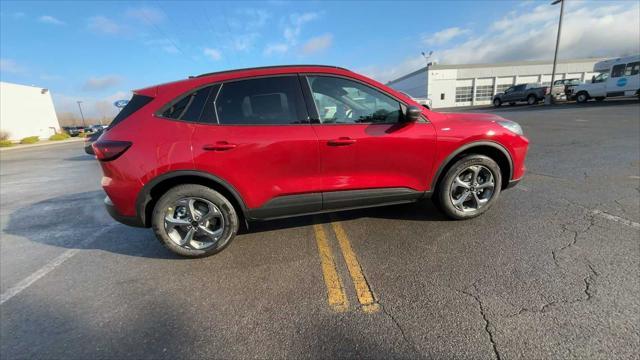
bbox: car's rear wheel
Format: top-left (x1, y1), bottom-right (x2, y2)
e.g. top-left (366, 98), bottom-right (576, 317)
top-left (152, 184), bottom-right (239, 257)
top-left (436, 155), bottom-right (502, 220)
top-left (527, 95), bottom-right (537, 105)
top-left (493, 98), bottom-right (501, 107)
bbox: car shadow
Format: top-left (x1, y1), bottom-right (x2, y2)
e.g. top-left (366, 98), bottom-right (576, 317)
top-left (65, 154), bottom-right (95, 161)
top-left (5, 190), bottom-right (447, 259)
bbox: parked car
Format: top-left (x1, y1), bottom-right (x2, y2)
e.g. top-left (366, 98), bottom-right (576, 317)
top-left (84, 125), bottom-right (104, 134)
top-left (398, 91), bottom-right (432, 109)
top-left (62, 126), bottom-right (81, 137)
top-left (492, 83), bottom-right (549, 107)
top-left (569, 55), bottom-right (640, 103)
top-left (550, 78), bottom-right (581, 101)
top-left (93, 65), bottom-right (529, 257)
top-left (84, 128), bottom-right (103, 155)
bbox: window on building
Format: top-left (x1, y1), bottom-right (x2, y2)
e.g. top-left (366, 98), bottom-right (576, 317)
top-left (625, 62), bottom-right (640, 76)
top-left (455, 86), bottom-right (473, 103)
top-left (496, 84), bottom-right (512, 94)
top-left (474, 85), bottom-right (494, 101)
top-left (307, 76), bottom-right (402, 124)
top-left (215, 76), bottom-right (308, 125)
top-left (611, 64), bottom-right (626, 78)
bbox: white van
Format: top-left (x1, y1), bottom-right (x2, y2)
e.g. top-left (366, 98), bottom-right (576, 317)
top-left (570, 55), bottom-right (640, 103)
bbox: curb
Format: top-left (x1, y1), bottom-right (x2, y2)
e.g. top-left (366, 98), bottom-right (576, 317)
top-left (0, 138), bottom-right (85, 152)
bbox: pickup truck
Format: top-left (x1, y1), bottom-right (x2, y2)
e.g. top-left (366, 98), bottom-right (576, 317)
top-left (550, 78), bottom-right (581, 101)
top-left (493, 83), bottom-right (549, 107)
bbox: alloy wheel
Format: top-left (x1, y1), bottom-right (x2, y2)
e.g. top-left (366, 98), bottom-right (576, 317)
top-left (449, 165), bottom-right (496, 212)
top-left (164, 197), bottom-right (225, 250)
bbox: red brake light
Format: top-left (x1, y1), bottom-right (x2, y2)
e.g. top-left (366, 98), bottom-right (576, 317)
top-left (92, 140), bottom-right (132, 161)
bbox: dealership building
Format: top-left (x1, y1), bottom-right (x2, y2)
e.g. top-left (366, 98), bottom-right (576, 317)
top-left (386, 58), bottom-right (606, 109)
top-left (0, 81), bottom-right (60, 141)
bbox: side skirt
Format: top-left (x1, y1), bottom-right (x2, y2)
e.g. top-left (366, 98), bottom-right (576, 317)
top-left (246, 188), bottom-right (430, 221)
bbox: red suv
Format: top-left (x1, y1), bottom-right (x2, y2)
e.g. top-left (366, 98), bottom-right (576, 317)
top-left (94, 65), bottom-right (528, 257)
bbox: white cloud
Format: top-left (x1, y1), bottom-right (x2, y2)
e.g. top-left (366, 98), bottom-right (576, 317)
top-left (302, 34), bottom-right (333, 54)
top-left (264, 11), bottom-right (321, 55)
top-left (125, 7), bottom-right (165, 24)
top-left (424, 27), bottom-right (468, 45)
top-left (82, 75), bottom-right (123, 91)
top-left (364, 1), bottom-right (640, 83)
top-left (38, 15), bottom-right (65, 25)
top-left (203, 48), bottom-right (222, 61)
top-left (0, 58), bottom-right (27, 74)
top-left (87, 16), bottom-right (124, 34)
top-left (263, 43), bottom-right (289, 55)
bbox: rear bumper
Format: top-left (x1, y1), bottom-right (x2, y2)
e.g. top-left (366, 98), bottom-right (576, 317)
top-left (105, 196), bottom-right (145, 227)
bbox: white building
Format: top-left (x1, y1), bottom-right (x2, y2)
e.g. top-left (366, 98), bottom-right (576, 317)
top-left (0, 81), bottom-right (60, 141)
top-left (387, 58), bottom-right (606, 109)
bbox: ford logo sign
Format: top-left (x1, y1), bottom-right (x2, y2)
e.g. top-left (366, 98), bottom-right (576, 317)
top-left (114, 99), bottom-right (129, 108)
top-left (617, 78), bottom-right (627, 87)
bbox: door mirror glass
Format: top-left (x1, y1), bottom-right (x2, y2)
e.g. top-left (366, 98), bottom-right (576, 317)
top-left (404, 106), bottom-right (421, 122)
top-left (591, 75), bottom-right (596, 83)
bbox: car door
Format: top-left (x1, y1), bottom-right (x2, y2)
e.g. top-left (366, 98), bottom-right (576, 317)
top-left (302, 75), bottom-right (437, 210)
top-left (189, 75), bottom-right (322, 217)
top-left (607, 63), bottom-right (628, 96)
top-left (624, 61), bottom-right (640, 94)
top-left (508, 84), bottom-right (525, 101)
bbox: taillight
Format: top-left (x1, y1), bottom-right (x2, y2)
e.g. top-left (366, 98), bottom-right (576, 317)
top-left (92, 140), bottom-right (132, 161)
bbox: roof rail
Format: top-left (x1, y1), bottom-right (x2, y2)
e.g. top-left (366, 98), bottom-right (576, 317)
top-left (192, 65), bottom-right (350, 78)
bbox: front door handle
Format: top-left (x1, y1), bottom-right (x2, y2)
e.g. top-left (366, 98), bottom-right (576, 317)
top-left (327, 137), bottom-right (357, 146)
top-left (203, 141), bottom-right (237, 151)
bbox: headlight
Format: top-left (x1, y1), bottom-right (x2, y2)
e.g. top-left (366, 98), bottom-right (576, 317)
top-left (498, 120), bottom-right (523, 135)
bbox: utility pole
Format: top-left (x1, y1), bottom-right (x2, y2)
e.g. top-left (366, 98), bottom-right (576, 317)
top-left (77, 101), bottom-right (86, 127)
top-left (546, 0), bottom-right (565, 105)
top-left (421, 50), bottom-right (433, 99)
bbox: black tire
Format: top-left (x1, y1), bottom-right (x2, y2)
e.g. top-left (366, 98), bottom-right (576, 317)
top-left (576, 92), bottom-right (589, 103)
top-left (493, 98), bottom-right (502, 107)
top-left (152, 184), bottom-right (239, 257)
top-left (435, 154), bottom-right (502, 220)
top-left (595, 97), bottom-right (605, 102)
top-left (509, 102), bottom-right (516, 106)
top-left (527, 95), bottom-right (537, 105)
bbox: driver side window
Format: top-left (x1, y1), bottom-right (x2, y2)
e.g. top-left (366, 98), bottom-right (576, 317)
top-left (307, 76), bottom-right (402, 124)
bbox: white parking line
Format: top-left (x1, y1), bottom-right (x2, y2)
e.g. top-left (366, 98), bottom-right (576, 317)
top-left (0, 224), bottom-right (116, 305)
top-left (592, 210), bottom-right (640, 229)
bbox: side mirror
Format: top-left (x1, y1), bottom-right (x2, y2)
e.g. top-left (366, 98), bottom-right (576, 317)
top-left (591, 75), bottom-right (596, 83)
top-left (404, 106), bottom-right (422, 122)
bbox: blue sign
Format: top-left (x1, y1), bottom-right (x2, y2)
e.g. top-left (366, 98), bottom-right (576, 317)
top-left (114, 99), bottom-right (129, 108)
top-left (617, 78), bottom-right (627, 87)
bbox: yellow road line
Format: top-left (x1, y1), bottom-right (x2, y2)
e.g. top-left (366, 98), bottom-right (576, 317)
top-left (331, 221), bottom-right (380, 313)
top-left (313, 224), bottom-right (349, 312)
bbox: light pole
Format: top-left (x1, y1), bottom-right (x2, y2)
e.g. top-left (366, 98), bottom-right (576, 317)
top-left (545, 0), bottom-right (565, 105)
top-left (421, 51), bottom-right (433, 99)
top-left (77, 101), bottom-right (86, 127)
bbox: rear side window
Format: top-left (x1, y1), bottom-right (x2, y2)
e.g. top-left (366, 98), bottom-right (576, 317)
top-left (625, 62), bottom-right (640, 76)
top-left (611, 64), bottom-right (626, 78)
top-left (214, 76), bottom-right (308, 125)
top-left (109, 94), bottom-right (153, 129)
top-left (161, 85), bottom-right (218, 122)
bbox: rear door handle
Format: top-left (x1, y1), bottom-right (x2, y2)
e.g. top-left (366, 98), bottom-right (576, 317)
top-left (203, 142), bottom-right (237, 151)
top-left (327, 137), bottom-right (357, 146)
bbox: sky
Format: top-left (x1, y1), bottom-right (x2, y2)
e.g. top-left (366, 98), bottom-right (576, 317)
top-left (1, 0), bottom-right (639, 119)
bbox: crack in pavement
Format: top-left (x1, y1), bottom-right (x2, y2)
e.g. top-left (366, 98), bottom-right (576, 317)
top-left (378, 302), bottom-right (420, 357)
top-left (459, 283), bottom-right (502, 360)
top-left (551, 211), bottom-right (597, 268)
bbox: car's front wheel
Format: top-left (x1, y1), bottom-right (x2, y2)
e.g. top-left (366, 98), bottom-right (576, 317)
top-left (576, 92), bottom-right (589, 103)
top-left (436, 155), bottom-right (502, 220)
top-left (493, 98), bottom-right (502, 107)
top-left (152, 184), bottom-right (239, 257)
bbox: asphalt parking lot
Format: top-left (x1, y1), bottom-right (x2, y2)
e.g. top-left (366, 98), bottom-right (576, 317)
top-left (1, 100), bottom-right (639, 359)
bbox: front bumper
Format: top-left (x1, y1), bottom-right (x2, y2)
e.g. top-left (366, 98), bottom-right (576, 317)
top-left (105, 196), bottom-right (145, 227)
